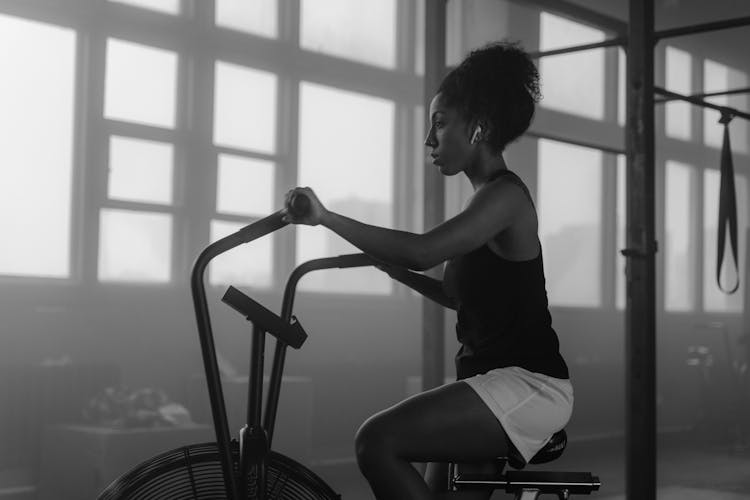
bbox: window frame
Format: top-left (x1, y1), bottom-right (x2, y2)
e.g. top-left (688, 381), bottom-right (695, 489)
top-left (0, 0), bottom-right (423, 294)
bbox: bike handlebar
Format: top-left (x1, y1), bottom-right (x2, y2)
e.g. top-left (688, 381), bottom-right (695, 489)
top-left (287, 191), bottom-right (311, 218)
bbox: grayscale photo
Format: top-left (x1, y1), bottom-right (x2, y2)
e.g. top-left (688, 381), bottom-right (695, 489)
top-left (0, 1), bottom-right (749, 499)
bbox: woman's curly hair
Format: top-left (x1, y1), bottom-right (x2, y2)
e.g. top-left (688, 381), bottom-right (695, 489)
top-left (437, 40), bottom-right (541, 153)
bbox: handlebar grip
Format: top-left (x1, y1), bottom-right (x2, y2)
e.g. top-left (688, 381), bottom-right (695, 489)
top-left (288, 192), bottom-right (311, 218)
top-left (335, 253), bottom-right (376, 268)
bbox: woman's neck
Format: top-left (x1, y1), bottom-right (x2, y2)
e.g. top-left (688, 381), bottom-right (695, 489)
top-left (467, 153), bottom-right (508, 191)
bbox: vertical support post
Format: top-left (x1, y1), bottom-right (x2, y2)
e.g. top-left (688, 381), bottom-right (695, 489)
top-left (422, 0), bottom-right (447, 390)
top-left (625, 1), bottom-right (657, 499)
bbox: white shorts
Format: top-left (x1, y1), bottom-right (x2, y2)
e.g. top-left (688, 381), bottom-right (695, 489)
top-left (462, 366), bottom-right (574, 463)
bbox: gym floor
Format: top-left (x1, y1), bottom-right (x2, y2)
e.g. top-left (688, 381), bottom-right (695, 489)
top-left (308, 432), bottom-right (750, 499)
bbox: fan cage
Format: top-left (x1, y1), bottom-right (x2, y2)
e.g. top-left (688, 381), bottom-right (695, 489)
top-left (97, 441), bottom-right (341, 499)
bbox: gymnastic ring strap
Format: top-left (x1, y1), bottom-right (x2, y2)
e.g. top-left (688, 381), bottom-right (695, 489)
top-left (716, 115), bottom-right (740, 294)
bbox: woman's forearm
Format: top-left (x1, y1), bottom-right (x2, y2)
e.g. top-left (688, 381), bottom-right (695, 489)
top-left (389, 269), bottom-right (457, 310)
top-left (321, 211), bottom-right (425, 270)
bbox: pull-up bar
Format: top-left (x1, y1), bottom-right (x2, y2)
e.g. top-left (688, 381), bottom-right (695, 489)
top-left (529, 37), bottom-right (625, 59)
top-left (654, 87), bottom-right (750, 122)
top-left (655, 86), bottom-right (750, 104)
top-left (655, 15), bottom-right (750, 41)
top-left (529, 15), bottom-right (750, 60)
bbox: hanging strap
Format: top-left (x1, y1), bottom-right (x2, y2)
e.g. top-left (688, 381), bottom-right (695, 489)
top-left (716, 112), bottom-right (740, 294)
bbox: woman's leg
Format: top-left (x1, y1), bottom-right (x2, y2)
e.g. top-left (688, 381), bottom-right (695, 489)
top-left (355, 381), bottom-right (508, 500)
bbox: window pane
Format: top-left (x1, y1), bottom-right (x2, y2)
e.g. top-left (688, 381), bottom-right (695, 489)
top-left (665, 46), bottom-right (692, 140)
top-left (537, 139), bottom-right (602, 306)
top-left (98, 209), bottom-right (172, 282)
top-left (214, 62), bottom-right (277, 153)
top-left (107, 0), bottom-right (180, 14)
top-left (104, 39), bottom-right (177, 128)
top-left (539, 12), bottom-right (605, 120)
top-left (414, 0), bottom-right (425, 74)
top-left (215, 0), bottom-right (277, 38)
top-left (209, 220), bottom-right (272, 287)
top-left (217, 154), bottom-right (274, 216)
top-left (616, 155), bottom-right (626, 309)
top-left (703, 170), bottom-right (748, 312)
top-left (300, 0), bottom-right (396, 69)
top-left (664, 161), bottom-right (695, 311)
top-left (0, 15), bottom-right (75, 278)
top-left (108, 136), bottom-right (173, 204)
top-left (617, 48), bottom-right (626, 126)
top-left (297, 82), bottom-right (393, 294)
top-left (444, 0), bottom-right (511, 67)
top-left (703, 59), bottom-right (749, 153)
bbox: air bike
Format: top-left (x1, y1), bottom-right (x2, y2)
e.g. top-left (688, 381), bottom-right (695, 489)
top-left (97, 195), bottom-right (601, 499)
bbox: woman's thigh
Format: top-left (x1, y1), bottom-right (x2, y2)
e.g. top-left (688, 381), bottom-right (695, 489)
top-left (360, 381), bottom-right (509, 463)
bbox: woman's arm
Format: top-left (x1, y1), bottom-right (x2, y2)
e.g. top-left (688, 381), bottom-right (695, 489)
top-left (322, 211), bottom-right (424, 270)
top-left (378, 264), bottom-right (457, 311)
top-left (283, 188), bottom-right (426, 270)
top-left (283, 181), bottom-right (527, 271)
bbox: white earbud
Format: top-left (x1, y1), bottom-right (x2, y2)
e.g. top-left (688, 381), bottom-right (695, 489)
top-left (470, 125), bottom-right (483, 144)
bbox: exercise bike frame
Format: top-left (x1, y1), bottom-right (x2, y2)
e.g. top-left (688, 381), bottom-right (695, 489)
top-left (191, 205), bottom-right (376, 499)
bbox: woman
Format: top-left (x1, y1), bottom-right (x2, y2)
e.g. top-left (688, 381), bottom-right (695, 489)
top-left (282, 41), bottom-right (572, 500)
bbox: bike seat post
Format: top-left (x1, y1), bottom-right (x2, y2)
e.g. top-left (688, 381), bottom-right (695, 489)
top-left (239, 322), bottom-right (269, 498)
top-left (247, 322), bottom-right (266, 430)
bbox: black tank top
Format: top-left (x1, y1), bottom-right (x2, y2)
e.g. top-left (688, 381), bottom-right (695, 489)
top-left (443, 170), bottom-right (569, 380)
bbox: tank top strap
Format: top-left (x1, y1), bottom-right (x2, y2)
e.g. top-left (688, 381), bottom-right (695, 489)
top-left (488, 169), bottom-right (536, 209)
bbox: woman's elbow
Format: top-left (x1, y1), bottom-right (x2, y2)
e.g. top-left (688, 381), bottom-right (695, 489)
top-left (410, 249), bottom-right (442, 272)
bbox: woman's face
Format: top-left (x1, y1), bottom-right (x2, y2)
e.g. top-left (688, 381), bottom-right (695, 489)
top-left (424, 92), bottom-right (476, 176)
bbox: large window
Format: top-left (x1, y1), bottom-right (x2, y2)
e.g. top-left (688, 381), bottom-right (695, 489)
top-left (11, 1), bottom-right (748, 315)
top-left (538, 12), bottom-right (606, 120)
top-left (0, 1), bottom-right (415, 291)
top-left (0, 14), bottom-right (76, 278)
top-left (296, 83), bottom-right (395, 294)
top-left (300, 0), bottom-right (397, 68)
top-left (537, 139), bottom-right (603, 307)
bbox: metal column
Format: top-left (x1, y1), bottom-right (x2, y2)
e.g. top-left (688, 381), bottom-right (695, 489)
top-left (625, 1), bottom-right (656, 499)
top-left (422, 0), bottom-right (447, 391)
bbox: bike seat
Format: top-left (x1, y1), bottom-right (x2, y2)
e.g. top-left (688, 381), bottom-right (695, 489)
top-left (504, 429), bottom-right (567, 470)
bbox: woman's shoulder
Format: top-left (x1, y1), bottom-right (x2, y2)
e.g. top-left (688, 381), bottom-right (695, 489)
top-left (488, 170), bottom-right (535, 208)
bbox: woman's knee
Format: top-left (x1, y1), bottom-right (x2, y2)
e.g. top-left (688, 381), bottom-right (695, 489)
top-left (355, 413), bottom-right (397, 470)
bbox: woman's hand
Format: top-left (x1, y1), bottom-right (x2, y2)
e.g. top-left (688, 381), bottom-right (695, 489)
top-left (282, 187), bottom-right (328, 226)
